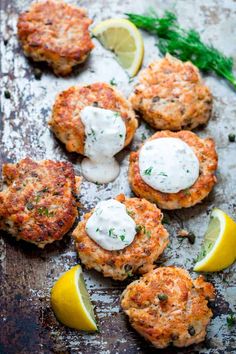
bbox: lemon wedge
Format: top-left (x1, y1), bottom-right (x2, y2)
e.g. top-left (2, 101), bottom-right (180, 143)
top-left (92, 18), bottom-right (144, 77)
top-left (194, 208), bottom-right (236, 272)
top-left (51, 265), bottom-right (97, 331)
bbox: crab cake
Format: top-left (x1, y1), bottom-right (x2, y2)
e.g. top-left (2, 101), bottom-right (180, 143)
top-left (17, 0), bottom-right (94, 75)
top-left (130, 54), bottom-right (212, 131)
top-left (0, 158), bottom-right (79, 248)
top-left (49, 82), bottom-right (138, 154)
top-left (129, 130), bottom-right (218, 210)
top-left (72, 194), bottom-right (169, 281)
top-left (121, 267), bottom-right (215, 349)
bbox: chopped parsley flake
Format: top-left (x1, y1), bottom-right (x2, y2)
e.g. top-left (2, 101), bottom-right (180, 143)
top-left (144, 167), bottom-right (153, 176)
top-left (136, 224), bottom-right (151, 238)
top-left (110, 78), bottom-right (117, 86)
top-left (127, 209), bottom-right (135, 217)
top-left (37, 207), bottom-right (54, 217)
top-left (158, 172), bottom-right (168, 177)
top-left (120, 235), bottom-right (126, 241)
top-left (88, 129), bottom-right (96, 141)
top-left (227, 313), bottom-right (235, 328)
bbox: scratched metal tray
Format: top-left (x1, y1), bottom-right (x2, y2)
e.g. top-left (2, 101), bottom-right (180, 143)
top-left (0, 0), bottom-right (236, 353)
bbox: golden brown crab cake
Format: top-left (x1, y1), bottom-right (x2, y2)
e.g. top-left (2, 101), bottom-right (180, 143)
top-left (0, 158), bottom-right (79, 248)
top-left (72, 194), bottom-right (169, 281)
top-left (130, 54), bottom-right (212, 131)
top-left (17, 0), bottom-right (94, 75)
top-left (121, 267), bottom-right (215, 349)
top-left (129, 130), bottom-right (218, 210)
top-left (49, 82), bottom-right (138, 154)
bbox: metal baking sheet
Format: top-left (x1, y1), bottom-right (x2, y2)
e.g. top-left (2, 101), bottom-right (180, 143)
top-left (0, 0), bottom-right (236, 353)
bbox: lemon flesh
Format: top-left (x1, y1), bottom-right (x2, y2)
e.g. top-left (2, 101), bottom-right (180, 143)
top-left (51, 265), bottom-right (97, 331)
top-left (194, 208), bottom-right (236, 272)
top-left (92, 19), bottom-right (144, 76)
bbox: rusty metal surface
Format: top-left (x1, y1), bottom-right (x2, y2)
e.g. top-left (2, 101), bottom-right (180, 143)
top-left (0, 0), bottom-right (236, 353)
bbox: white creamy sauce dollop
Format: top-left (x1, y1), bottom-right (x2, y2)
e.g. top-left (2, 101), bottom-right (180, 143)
top-left (139, 137), bottom-right (199, 193)
top-left (85, 199), bottom-right (136, 251)
top-left (80, 106), bottom-right (126, 183)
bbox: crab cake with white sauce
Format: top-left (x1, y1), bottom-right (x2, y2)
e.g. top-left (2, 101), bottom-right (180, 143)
top-left (0, 158), bottom-right (79, 248)
top-left (49, 82), bottom-right (138, 154)
top-left (121, 267), bottom-right (215, 349)
top-left (17, 0), bottom-right (94, 75)
top-left (49, 82), bottom-right (138, 183)
top-left (72, 194), bottom-right (169, 281)
top-left (129, 130), bottom-right (218, 210)
top-left (130, 54), bottom-right (212, 130)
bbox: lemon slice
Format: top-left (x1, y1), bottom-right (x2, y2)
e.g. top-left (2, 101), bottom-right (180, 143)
top-left (51, 265), bottom-right (97, 331)
top-left (194, 208), bottom-right (236, 272)
top-left (92, 18), bottom-right (144, 77)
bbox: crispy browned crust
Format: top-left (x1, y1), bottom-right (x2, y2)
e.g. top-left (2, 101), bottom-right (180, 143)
top-left (0, 158), bottom-right (78, 247)
top-left (129, 130), bottom-right (218, 209)
top-left (72, 194), bottom-right (169, 280)
top-left (130, 54), bottom-right (213, 131)
top-left (17, 0), bottom-right (94, 75)
top-left (121, 267), bottom-right (215, 348)
top-left (49, 83), bottom-right (138, 154)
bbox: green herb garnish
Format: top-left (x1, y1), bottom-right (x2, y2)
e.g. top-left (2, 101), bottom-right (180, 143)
top-left (37, 207), bottom-right (54, 217)
top-left (158, 293), bottom-right (168, 301)
top-left (126, 10), bottom-right (236, 90)
top-left (158, 172), bottom-right (167, 177)
top-left (144, 167), bottom-right (153, 175)
top-left (226, 313), bottom-right (235, 328)
top-left (110, 78), bottom-right (117, 86)
top-left (120, 235), bottom-right (126, 241)
top-left (127, 209), bottom-right (135, 217)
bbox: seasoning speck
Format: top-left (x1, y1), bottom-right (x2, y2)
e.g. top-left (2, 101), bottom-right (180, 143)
top-left (34, 68), bottom-right (42, 80)
top-left (4, 90), bottom-right (11, 99)
top-left (188, 325), bottom-right (196, 336)
top-left (228, 133), bottom-right (235, 142)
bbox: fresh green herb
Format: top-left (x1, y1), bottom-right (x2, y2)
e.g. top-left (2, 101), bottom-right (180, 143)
top-left (37, 207), bottom-right (54, 217)
top-left (226, 313), bottom-right (235, 328)
top-left (228, 133), bottom-right (235, 142)
top-left (34, 68), bottom-right (42, 80)
top-left (4, 90), bottom-right (11, 99)
top-left (119, 134), bottom-right (123, 138)
top-left (158, 172), bottom-right (168, 177)
top-left (135, 225), bottom-right (142, 233)
top-left (141, 133), bottom-right (147, 141)
top-left (183, 188), bottom-right (191, 196)
top-left (88, 129), bottom-right (96, 140)
top-left (96, 228), bottom-right (100, 232)
top-left (144, 167), bottom-right (153, 175)
top-left (126, 11), bottom-right (236, 90)
top-left (35, 195), bottom-right (41, 203)
top-left (110, 78), bottom-right (117, 86)
top-left (127, 209), bottom-right (135, 217)
top-left (114, 112), bottom-right (120, 118)
top-left (135, 224), bottom-right (151, 238)
top-left (120, 235), bottom-right (126, 241)
top-left (158, 293), bottom-right (168, 301)
top-left (108, 228), bottom-right (116, 237)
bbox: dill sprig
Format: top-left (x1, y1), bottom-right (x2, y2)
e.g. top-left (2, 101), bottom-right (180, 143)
top-left (126, 11), bottom-right (236, 89)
